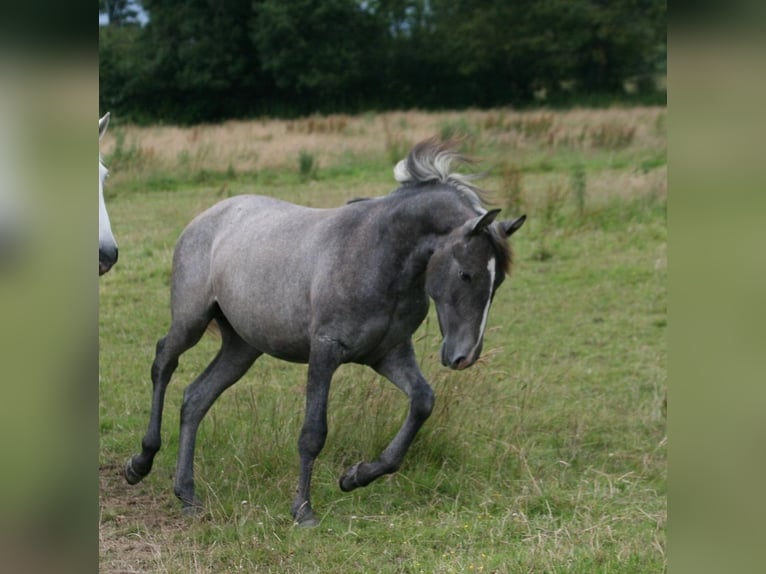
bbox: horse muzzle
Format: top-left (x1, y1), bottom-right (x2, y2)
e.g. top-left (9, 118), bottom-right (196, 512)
top-left (440, 339), bottom-right (481, 371)
top-left (99, 245), bottom-right (118, 276)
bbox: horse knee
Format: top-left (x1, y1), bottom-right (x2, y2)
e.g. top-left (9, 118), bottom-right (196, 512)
top-left (412, 385), bottom-right (435, 421)
top-left (155, 336), bottom-right (166, 356)
top-left (180, 386), bottom-right (205, 423)
top-left (298, 425), bottom-right (327, 459)
top-left (151, 340), bottom-right (179, 384)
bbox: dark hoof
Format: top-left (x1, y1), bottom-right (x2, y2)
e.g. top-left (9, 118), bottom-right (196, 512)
top-left (182, 502), bottom-right (204, 517)
top-left (124, 458), bottom-right (146, 485)
top-left (339, 462), bottom-right (362, 492)
top-left (291, 501), bottom-right (319, 527)
top-left (295, 513), bottom-right (319, 528)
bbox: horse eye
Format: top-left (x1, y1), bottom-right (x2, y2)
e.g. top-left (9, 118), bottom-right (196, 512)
top-left (458, 270), bottom-right (472, 283)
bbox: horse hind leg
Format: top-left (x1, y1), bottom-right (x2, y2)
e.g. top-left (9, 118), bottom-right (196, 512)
top-left (124, 311), bottom-right (213, 486)
top-left (173, 317), bottom-right (262, 513)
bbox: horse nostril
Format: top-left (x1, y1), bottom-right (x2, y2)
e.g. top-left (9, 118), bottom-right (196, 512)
top-left (100, 245), bottom-right (118, 264)
top-left (450, 356), bottom-right (466, 370)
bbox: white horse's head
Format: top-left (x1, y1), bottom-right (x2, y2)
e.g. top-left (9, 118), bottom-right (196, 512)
top-left (99, 112), bottom-right (118, 275)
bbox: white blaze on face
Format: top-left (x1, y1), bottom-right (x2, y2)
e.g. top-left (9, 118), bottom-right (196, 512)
top-left (468, 256), bottom-right (495, 360)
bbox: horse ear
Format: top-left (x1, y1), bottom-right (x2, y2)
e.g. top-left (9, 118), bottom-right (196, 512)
top-left (467, 209), bottom-right (501, 236)
top-left (99, 112), bottom-right (110, 140)
top-left (501, 214), bottom-right (526, 237)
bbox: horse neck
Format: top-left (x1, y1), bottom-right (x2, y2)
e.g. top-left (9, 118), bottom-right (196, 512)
top-left (376, 188), bottom-right (475, 282)
top-left (384, 186), bottom-right (475, 237)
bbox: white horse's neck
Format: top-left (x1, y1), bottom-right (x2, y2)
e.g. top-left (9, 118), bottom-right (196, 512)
top-left (99, 161), bottom-right (116, 247)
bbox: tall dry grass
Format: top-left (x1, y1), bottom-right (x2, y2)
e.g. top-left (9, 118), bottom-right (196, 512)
top-left (101, 107), bottom-right (666, 178)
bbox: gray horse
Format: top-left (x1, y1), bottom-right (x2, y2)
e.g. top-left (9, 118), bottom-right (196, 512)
top-left (125, 139), bottom-right (526, 526)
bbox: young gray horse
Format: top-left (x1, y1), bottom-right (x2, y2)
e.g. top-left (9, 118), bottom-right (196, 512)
top-left (125, 139), bottom-right (525, 526)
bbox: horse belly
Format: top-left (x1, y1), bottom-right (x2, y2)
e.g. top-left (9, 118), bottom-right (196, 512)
top-left (213, 263), bottom-right (314, 363)
top-left (225, 302), bottom-right (313, 363)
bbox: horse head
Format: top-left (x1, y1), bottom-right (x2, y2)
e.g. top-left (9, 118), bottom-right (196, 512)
top-left (426, 209), bottom-right (525, 370)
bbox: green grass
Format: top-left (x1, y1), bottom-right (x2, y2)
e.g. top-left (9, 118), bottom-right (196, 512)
top-left (99, 109), bottom-right (666, 572)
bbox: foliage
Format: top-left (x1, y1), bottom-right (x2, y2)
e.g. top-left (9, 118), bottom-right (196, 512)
top-left (99, 0), bottom-right (666, 123)
top-left (298, 149), bottom-right (318, 180)
top-left (570, 162), bottom-right (587, 216)
top-left (129, 0), bottom-right (272, 122)
top-left (99, 0), bottom-right (141, 26)
top-left (252, 0), bottom-right (385, 113)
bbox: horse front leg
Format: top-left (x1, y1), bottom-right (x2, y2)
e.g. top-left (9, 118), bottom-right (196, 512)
top-left (291, 344), bottom-right (342, 527)
top-left (339, 340), bottom-right (434, 492)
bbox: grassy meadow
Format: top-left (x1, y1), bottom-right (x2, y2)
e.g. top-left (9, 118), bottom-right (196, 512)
top-left (99, 107), bottom-right (666, 572)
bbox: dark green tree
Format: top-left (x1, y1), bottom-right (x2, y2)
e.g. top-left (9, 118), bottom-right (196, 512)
top-left (99, 1), bottom-right (147, 117)
top-left (99, 0), bottom-right (141, 26)
top-left (99, 22), bottom-right (147, 117)
top-left (572, 0), bottom-right (666, 94)
top-left (99, 0), bottom-right (665, 122)
top-left (133, 0), bottom-right (270, 122)
top-left (251, 0), bottom-right (386, 113)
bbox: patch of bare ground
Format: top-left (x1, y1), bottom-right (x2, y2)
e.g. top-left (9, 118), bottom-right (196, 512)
top-left (99, 462), bottom-right (188, 573)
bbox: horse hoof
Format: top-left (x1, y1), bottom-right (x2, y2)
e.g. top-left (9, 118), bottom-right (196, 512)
top-left (294, 512), bottom-right (319, 528)
top-left (291, 500), bottom-right (319, 527)
top-left (124, 458), bottom-right (145, 485)
top-left (339, 462), bottom-right (362, 492)
top-left (295, 514), bottom-right (319, 528)
top-left (182, 502), bottom-right (204, 518)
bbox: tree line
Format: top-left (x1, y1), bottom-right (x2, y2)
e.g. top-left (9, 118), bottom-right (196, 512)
top-left (99, 0), bottom-right (666, 124)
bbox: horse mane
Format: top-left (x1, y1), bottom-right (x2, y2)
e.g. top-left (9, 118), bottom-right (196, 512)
top-left (393, 138), bottom-right (490, 213)
top-left (394, 138), bottom-right (513, 274)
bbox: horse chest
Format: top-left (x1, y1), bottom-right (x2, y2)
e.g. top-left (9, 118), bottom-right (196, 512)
top-left (370, 291), bottom-right (429, 352)
top-left (391, 290), bottom-right (429, 329)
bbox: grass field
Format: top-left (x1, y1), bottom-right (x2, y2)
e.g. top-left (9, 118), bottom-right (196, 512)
top-left (99, 107), bottom-right (666, 572)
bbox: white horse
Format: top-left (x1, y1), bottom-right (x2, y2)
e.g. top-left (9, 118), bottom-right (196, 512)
top-left (99, 113), bottom-right (118, 275)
